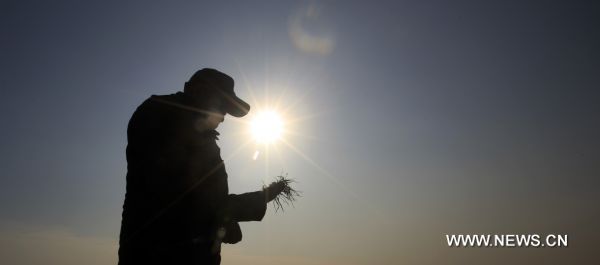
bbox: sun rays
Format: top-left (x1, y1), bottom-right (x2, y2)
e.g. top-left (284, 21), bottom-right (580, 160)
top-left (250, 110), bottom-right (284, 144)
top-left (229, 66), bottom-right (319, 165)
top-left (226, 64), bottom-right (353, 198)
top-left (223, 63), bottom-right (392, 224)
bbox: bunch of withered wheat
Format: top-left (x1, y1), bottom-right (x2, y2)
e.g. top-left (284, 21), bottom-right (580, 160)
top-left (269, 174), bottom-right (301, 212)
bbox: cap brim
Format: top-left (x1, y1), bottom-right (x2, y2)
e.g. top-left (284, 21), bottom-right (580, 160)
top-left (222, 93), bottom-right (250, 117)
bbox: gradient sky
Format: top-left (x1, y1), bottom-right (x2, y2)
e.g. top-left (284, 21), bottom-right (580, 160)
top-left (1, 1), bottom-right (599, 264)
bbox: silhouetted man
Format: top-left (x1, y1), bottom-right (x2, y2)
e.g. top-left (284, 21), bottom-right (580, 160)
top-left (119, 68), bottom-right (284, 265)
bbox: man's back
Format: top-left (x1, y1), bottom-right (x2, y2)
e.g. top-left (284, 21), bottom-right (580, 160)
top-left (119, 93), bottom-right (229, 264)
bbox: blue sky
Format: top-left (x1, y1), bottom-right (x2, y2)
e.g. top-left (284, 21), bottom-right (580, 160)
top-left (1, 1), bottom-right (599, 264)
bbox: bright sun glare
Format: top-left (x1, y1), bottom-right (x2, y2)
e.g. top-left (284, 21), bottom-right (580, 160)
top-left (250, 110), bottom-right (284, 144)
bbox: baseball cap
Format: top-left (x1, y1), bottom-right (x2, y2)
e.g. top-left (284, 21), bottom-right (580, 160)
top-left (184, 68), bottom-right (250, 117)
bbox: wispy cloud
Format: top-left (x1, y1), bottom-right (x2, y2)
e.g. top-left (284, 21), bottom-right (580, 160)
top-left (225, 252), bottom-right (360, 265)
top-left (0, 222), bottom-right (117, 265)
top-left (0, 222), bottom-right (362, 265)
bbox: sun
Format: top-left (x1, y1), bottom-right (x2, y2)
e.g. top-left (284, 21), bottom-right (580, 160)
top-left (250, 110), bottom-right (284, 144)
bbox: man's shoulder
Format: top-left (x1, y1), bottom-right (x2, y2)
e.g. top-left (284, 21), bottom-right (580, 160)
top-left (150, 91), bottom-right (185, 100)
top-left (147, 92), bottom-right (184, 105)
top-left (132, 92), bottom-right (184, 113)
top-left (127, 92), bottom-right (182, 126)
top-left (144, 92), bottom-right (204, 114)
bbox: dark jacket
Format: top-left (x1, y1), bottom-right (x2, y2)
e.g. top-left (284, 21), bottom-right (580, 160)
top-left (119, 92), bottom-right (266, 265)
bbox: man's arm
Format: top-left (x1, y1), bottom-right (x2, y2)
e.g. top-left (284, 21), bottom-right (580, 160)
top-left (226, 191), bottom-right (267, 222)
top-left (225, 181), bottom-right (285, 222)
top-left (219, 184), bottom-right (284, 244)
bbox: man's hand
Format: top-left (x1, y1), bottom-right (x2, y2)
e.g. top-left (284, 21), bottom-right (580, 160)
top-left (263, 180), bottom-right (285, 202)
top-left (221, 222), bottom-right (242, 244)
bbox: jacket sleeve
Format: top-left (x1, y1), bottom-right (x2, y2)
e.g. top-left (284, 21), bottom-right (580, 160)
top-left (201, 138), bottom-right (267, 223)
top-left (193, 136), bottom-right (267, 224)
top-left (226, 191), bottom-right (267, 222)
top-left (219, 191), bottom-right (266, 244)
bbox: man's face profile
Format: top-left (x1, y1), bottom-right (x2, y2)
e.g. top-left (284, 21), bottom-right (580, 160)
top-left (205, 109), bottom-right (225, 130)
top-left (187, 90), bottom-right (228, 130)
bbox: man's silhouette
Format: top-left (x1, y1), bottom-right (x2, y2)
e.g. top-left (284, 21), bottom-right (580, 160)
top-left (119, 68), bottom-right (284, 265)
